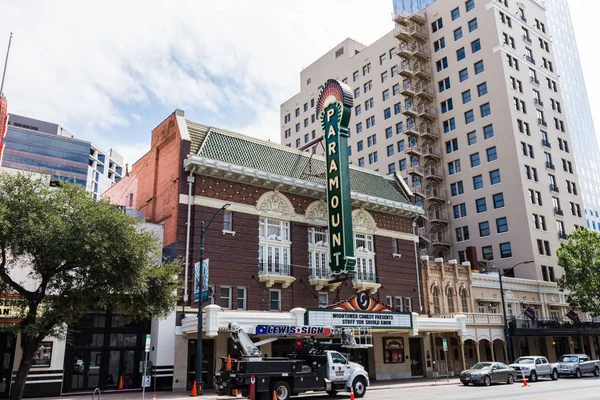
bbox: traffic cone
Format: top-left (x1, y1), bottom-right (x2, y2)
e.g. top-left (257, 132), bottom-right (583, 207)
top-left (226, 354), bottom-right (232, 371)
top-left (191, 380), bottom-right (198, 396)
top-left (350, 386), bottom-right (355, 400)
top-left (118, 375), bottom-right (123, 389)
top-left (522, 371), bottom-right (528, 387)
top-left (152, 394), bottom-right (157, 400)
top-left (272, 390), bottom-right (277, 400)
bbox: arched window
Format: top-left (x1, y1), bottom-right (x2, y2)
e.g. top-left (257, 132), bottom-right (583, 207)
top-left (447, 288), bottom-right (455, 313)
top-left (461, 288), bottom-right (469, 313)
top-left (432, 286), bottom-right (441, 314)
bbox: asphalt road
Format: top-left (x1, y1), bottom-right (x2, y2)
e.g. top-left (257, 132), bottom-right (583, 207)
top-left (294, 377), bottom-right (600, 400)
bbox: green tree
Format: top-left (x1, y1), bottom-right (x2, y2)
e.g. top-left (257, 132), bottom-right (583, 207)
top-left (557, 228), bottom-right (600, 317)
top-left (0, 172), bottom-right (179, 400)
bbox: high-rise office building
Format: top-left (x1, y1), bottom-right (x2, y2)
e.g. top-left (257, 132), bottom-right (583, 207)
top-left (1, 114), bottom-right (124, 198)
top-left (544, 0), bottom-right (600, 231)
top-left (393, 0), bottom-right (436, 16)
top-left (281, 0), bottom-right (585, 281)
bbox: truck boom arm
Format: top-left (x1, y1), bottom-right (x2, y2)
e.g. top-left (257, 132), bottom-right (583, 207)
top-left (227, 323), bottom-right (362, 357)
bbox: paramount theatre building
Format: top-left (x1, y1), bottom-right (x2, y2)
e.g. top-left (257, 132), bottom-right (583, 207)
top-left (105, 107), bottom-right (472, 390)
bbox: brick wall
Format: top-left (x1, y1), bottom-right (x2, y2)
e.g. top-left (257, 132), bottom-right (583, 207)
top-left (104, 111), bottom-right (185, 247)
top-left (181, 202), bottom-right (419, 312)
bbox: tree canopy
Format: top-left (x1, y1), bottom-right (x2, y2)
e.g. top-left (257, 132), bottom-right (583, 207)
top-left (0, 171), bottom-right (179, 400)
top-left (557, 228), bottom-right (600, 317)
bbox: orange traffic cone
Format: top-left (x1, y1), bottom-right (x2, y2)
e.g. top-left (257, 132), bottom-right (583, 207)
top-left (191, 380), bottom-right (198, 396)
top-left (350, 386), bottom-right (355, 400)
top-left (522, 371), bottom-right (529, 387)
top-left (272, 390), bottom-right (277, 400)
top-left (226, 354), bottom-right (232, 371)
top-left (152, 394), bottom-right (157, 400)
top-left (118, 375), bottom-right (123, 390)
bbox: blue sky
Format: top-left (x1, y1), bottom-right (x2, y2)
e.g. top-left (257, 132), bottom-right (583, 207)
top-left (0, 0), bottom-right (598, 165)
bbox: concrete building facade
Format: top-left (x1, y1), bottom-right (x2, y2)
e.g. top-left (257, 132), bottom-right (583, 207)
top-left (280, 0), bottom-right (585, 281)
top-left (544, 0), bottom-right (600, 231)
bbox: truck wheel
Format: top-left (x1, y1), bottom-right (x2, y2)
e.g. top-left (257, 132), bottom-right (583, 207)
top-left (551, 369), bottom-right (559, 380)
top-left (272, 381), bottom-right (291, 400)
top-left (326, 390), bottom-right (338, 397)
top-left (529, 371), bottom-right (537, 382)
top-left (594, 367), bottom-right (599, 377)
top-left (352, 377), bottom-right (367, 398)
top-left (576, 369), bottom-right (582, 379)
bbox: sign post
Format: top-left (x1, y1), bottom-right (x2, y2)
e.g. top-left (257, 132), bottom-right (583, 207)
top-left (142, 334), bottom-right (151, 400)
top-left (316, 79), bottom-right (356, 276)
top-left (442, 338), bottom-right (449, 383)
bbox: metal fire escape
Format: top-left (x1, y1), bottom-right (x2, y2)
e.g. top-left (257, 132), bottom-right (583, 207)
top-left (394, 11), bottom-right (450, 258)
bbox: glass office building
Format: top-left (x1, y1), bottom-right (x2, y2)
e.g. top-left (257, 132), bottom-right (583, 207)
top-left (1, 126), bottom-right (90, 186)
top-left (545, 0), bottom-right (600, 230)
top-left (393, 0), bottom-right (435, 16)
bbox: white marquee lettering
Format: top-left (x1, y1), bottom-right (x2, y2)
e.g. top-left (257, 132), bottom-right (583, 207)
top-left (328, 141), bottom-right (337, 155)
top-left (327, 108), bottom-right (335, 122)
top-left (333, 252), bottom-right (341, 265)
top-left (332, 233), bottom-right (341, 247)
top-left (331, 196), bottom-right (339, 209)
top-left (328, 176), bottom-right (339, 191)
top-left (329, 159), bottom-right (338, 173)
top-left (327, 125), bottom-right (336, 138)
top-left (331, 213), bottom-right (340, 227)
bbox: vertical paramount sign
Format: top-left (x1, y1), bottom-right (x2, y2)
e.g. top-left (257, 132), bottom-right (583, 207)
top-left (316, 79), bottom-right (356, 275)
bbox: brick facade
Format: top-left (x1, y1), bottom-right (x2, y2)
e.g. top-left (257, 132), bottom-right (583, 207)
top-left (195, 176), bottom-right (413, 234)
top-left (106, 111), bottom-right (420, 313)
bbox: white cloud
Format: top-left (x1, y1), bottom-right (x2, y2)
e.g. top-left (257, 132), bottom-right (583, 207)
top-left (2, 0), bottom-right (598, 167)
top-left (0, 1), bottom-right (393, 164)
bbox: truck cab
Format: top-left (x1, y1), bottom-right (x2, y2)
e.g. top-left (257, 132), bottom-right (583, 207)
top-left (325, 351), bottom-right (369, 397)
top-left (509, 356), bottom-right (559, 381)
top-left (558, 354), bottom-right (600, 378)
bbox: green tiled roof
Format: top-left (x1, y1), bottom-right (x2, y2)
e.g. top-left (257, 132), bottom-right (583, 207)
top-left (186, 121), bottom-right (413, 206)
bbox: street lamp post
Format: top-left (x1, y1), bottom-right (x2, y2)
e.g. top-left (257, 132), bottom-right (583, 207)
top-left (498, 260), bottom-right (534, 364)
top-left (194, 203), bottom-right (230, 396)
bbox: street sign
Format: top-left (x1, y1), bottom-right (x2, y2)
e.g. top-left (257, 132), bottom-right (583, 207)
top-left (145, 334), bottom-right (151, 353)
top-left (442, 339), bottom-right (448, 352)
top-left (143, 375), bottom-right (151, 388)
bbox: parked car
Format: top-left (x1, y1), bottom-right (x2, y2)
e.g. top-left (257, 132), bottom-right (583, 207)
top-left (509, 356), bottom-right (559, 382)
top-left (557, 354), bottom-right (600, 378)
top-left (460, 362), bottom-right (516, 386)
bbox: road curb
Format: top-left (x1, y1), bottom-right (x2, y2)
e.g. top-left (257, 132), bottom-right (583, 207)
top-left (369, 381), bottom-right (460, 391)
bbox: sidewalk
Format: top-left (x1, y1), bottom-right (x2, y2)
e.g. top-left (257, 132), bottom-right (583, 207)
top-left (38, 378), bottom-right (460, 400)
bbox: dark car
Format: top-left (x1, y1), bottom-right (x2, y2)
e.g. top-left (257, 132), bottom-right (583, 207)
top-left (460, 362), bottom-right (516, 386)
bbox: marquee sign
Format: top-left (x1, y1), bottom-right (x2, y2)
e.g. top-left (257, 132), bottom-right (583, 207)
top-left (306, 309), bottom-right (412, 330)
top-left (316, 79), bottom-right (356, 275)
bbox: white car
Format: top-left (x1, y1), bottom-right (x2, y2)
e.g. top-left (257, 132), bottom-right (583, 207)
top-left (509, 356), bottom-right (559, 382)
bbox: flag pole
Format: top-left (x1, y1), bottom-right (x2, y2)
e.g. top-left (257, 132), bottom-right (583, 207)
top-left (0, 33), bottom-right (14, 96)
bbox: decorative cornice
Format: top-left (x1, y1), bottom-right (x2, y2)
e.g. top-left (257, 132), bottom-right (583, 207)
top-left (184, 155), bottom-right (423, 216)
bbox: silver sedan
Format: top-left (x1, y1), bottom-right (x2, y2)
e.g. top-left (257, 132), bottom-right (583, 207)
top-left (460, 362), bottom-right (516, 386)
